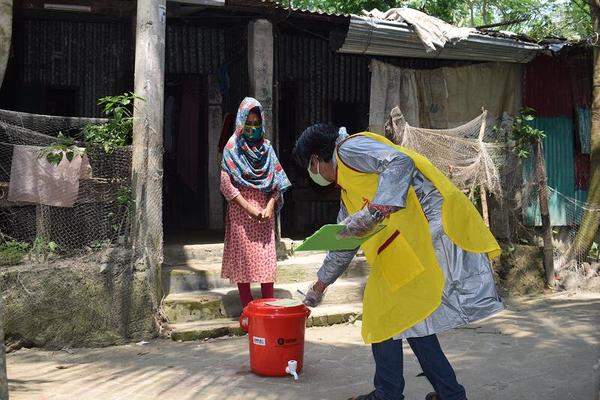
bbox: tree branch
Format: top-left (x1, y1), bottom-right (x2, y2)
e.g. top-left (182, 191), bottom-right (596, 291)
top-left (574, 0), bottom-right (592, 17)
top-left (476, 16), bottom-right (529, 29)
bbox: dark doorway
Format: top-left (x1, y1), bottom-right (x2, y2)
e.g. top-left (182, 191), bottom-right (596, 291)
top-left (331, 101), bottom-right (369, 134)
top-left (163, 75), bottom-right (209, 234)
top-left (277, 82), bottom-right (341, 238)
top-left (46, 87), bottom-right (78, 117)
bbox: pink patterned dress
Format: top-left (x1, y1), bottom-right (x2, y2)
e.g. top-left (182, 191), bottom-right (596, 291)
top-left (220, 170), bottom-right (277, 283)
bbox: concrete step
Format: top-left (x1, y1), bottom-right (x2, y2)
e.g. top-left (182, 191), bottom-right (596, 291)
top-left (163, 277), bottom-right (366, 324)
top-left (163, 239), bottom-right (326, 265)
top-left (162, 254), bottom-right (370, 294)
top-left (169, 319), bottom-right (244, 342)
top-left (167, 303), bottom-right (363, 342)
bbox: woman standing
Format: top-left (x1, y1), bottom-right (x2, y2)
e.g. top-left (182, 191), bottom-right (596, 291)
top-left (220, 97), bottom-right (291, 307)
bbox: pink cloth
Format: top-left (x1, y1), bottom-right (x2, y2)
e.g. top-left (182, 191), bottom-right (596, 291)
top-left (8, 145), bottom-right (92, 207)
top-left (220, 170), bottom-right (277, 284)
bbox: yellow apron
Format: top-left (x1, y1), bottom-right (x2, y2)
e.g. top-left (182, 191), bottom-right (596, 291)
top-left (336, 132), bottom-right (500, 344)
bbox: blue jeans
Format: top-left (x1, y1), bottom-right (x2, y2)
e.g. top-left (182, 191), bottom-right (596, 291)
top-left (371, 334), bottom-right (466, 400)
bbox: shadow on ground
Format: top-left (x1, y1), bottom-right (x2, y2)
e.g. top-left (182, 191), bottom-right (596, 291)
top-left (6, 293), bottom-right (600, 400)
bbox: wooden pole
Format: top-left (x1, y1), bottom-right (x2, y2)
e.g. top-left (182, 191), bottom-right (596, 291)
top-left (132, 0), bottom-right (166, 301)
top-left (534, 140), bottom-right (555, 287)
top-left (0, 296), bottom-right (8, 400)
top-left (0, 0), bottom-right (12, 88)
top-left (0, 3), bottom-right (11, 397)
top-left (568, 1), bottom-right (600, 260)
top-left (478, 110), bottom-right (490, 227)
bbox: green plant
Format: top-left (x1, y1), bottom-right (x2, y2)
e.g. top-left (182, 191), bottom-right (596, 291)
top-left (0, 240), bottom-right (30, 265)
top-left (110, 185), bottom-right (134, 239)
top-left (501, 244), bottom-right (516, 257)
top-left (39, 132), bottom-right (85, 167)
top-left (82, 92), bottom-right (144, 154)
top-left (467, 185), bottom-right (481, 208)
top-left (511, 107), bottom-right (546, 159)
top-left (588, 242), bottom-right (600, 260)
top-left (115, 185), bottom-right (134, 207)
top-left (29, 236), bottom-right (58, 263)
top-left (89, 239), bottom-right (111, 251)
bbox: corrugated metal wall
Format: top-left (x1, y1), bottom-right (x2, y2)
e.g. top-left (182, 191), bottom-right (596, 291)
top-left (277, 33), bottom-right (370, 127)
top-left (523, 117), bottom-right (587, 226)
top-left (223, 24), bottom-right (248, 115)
top-left (277, 32), bottom-right (371, 234)
top-left (522, 54), bottom-right (592, 226)
top-left (13, 18), bottom-right (227, 117)
top-left (18, 18), bottom-right (132, 117)
top-left (166, 24), bottom-right (225, 75)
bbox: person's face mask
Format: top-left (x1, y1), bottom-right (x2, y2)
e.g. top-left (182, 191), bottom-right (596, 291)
top-left (242, 125), bottom-right (263, 141)
top-left (307, 157), bottom-right (332, 186)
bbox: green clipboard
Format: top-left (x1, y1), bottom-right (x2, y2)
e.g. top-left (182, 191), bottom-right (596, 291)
top-left (294, 224), bottom-right (386, 252)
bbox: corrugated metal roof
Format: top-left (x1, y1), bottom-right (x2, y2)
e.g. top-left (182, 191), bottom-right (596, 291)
top-left (225, 0), bottom-right (348, 18)
top-left (337, 15), bottom-right (543, 63)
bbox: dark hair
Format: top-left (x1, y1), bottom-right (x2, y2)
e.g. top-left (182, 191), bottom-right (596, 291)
top-left (292, 123), bottom-right (339, 169)
top-left (248, 107), bottom-right (262, 120)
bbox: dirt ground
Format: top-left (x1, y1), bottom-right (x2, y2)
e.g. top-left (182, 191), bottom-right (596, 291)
top-left (6, 292), bottom-right (600, 400)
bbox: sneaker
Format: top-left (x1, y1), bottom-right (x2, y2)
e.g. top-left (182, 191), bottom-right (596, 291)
top-left (425, 392), bottom-right (468, 400)
top-left (348, 391), bottom-right (380, 400)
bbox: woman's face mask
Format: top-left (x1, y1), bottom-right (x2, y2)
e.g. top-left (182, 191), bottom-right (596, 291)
top-left (307, 157), bottom-right (332, 186)
top-left (242, 124), bottom-right (263, 141)
top-left (243, 112), bottom-right (263, 141)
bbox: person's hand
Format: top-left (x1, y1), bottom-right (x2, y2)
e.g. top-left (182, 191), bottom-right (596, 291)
top-left (302, 280), bottom-right (327, 307)
top-left (262, 201), bottom-right (275, 221)
top-left (337, 207), bottom-right (380, 239)
top-left (246, 206), bottom-right (264, 221)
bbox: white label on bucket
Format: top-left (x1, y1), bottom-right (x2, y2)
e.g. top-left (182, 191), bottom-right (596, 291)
top-left (253, 336), bottom-right (266, 346)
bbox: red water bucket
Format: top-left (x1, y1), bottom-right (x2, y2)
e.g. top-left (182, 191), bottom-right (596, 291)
top-left (240, 298), bottom-right (311, 377)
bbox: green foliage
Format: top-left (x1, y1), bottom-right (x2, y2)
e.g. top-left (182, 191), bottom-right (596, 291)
top-left (109, 185), bottom-right (134, 239)
top-left (30, 236), bottom-right (58, 263)
top-left (39, 133), bottom-right (85, 167)
top-left (115, 185), bottom-right (134, 207)
top-left (467, 185), bottom-right (482, 208)
top-left (511, 107), bottom-right (546, 160)
top-left (589, 241), bottom-right (600, 260)
top-left (82, 92), bottom-right (143, 154)
top-left (0, 240), bottom-right (30, 265)
top-left (89, 239), bottom-right (112, 251)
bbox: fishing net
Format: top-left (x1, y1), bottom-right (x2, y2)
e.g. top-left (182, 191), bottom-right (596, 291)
top-left (384, 106), bottom-right (599, 290)
top-left (0, 108), bottom-right (132, 262)
top-left (384, 106), bottom-right (513, 199)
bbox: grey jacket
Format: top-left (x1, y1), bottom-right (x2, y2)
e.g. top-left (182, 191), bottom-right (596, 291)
top-left (318, 134), bottom-right (504, 340)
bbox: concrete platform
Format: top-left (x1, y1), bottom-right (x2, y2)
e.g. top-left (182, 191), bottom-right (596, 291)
top-left (167, 303), bottom-right (363, 341)
top-left (162, 254), bottom-right (369, 293)
top-left (164, 278), bottom-right (366, 323)
top-left (6, 292), bottom-right (600, 400)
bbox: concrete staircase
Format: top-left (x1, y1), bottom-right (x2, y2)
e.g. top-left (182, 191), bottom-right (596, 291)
top-left (162, 242), bottom-right (368, 341)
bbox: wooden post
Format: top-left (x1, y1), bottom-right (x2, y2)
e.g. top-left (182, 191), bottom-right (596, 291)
top-left (478, 110), bottom-right (490, 227)
top-left (0, 5), bottom-right (11, 395)
top-left (534, 140), bottom-right (555, 287)
top-left (0, 0), bottom-right (12, 88)
top-left (132, 0), bottom-right (166, 298)
top-left (0, 295), bottom-right (8, 400)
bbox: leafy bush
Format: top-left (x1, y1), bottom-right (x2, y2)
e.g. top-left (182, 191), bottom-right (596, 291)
top-left (82, 92), bottom-right (143, 154)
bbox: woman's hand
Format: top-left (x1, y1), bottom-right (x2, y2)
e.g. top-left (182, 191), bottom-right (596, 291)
top-left (262, 198), bottom-right (276, 221)
top-left (246, 206), bottom-right (264, 221)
